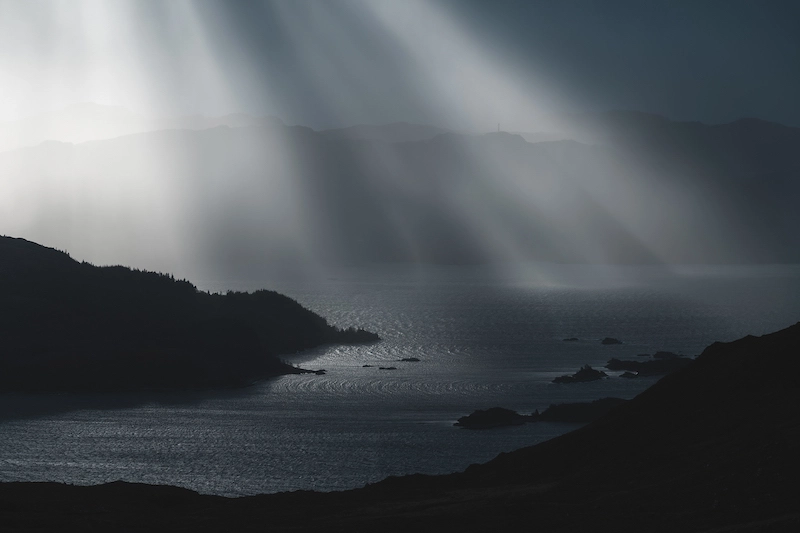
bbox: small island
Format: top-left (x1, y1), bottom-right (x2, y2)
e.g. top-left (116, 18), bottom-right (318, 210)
top-left (601, 337), bottom-right (623, 345)
top-left (606, 356), bottom-right (693, 376)
top-left (456, 398), bottom-right (628, 429)
top-left (454, 407), bottom-right (528, 429)
top-left (552, 365), bottom-right (608, 383)
top-left (652, 351), bottom-right (681, 359)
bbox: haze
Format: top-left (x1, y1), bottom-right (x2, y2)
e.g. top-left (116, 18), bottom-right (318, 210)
top-left (1, 0), bottom-right (798, 282)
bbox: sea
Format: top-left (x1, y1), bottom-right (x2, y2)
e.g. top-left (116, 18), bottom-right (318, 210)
top-left (1, 263), bottom-right (799, 496)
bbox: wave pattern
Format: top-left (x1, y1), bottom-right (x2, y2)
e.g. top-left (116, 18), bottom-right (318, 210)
top-left (3, 265), bottom-right (800, 496)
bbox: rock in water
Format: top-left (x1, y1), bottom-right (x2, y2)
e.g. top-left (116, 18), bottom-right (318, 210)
top-left (455, 407), bottom-right (529, 429)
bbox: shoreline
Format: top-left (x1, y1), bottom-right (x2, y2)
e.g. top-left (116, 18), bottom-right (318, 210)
top-left (3, 323), bottom-right (798, 531)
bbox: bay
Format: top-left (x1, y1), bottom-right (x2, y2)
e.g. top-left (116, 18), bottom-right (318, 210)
top-left (1, 263), bottom-right (799, 496)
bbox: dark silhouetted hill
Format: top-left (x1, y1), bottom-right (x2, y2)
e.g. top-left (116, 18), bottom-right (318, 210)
top-left (2, 322), bottom-right (798, 531)
top-left (454, 398), bottom-right (627, 429)
top-left (552, 364), bottom-right (608, 383)
top-left (0, 236), bottom-right (377, 392)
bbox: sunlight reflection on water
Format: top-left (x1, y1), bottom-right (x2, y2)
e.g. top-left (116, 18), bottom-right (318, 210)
top-left (1, 264), bottom-right (799, 496)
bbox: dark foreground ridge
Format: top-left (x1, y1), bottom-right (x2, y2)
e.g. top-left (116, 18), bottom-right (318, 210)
top-left (0, 236), bottom-right (378, 392)
top-left (3, 322), bottom-right (799, 531)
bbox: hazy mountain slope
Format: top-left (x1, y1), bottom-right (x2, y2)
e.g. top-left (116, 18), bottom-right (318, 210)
top-left (0, 103), bottom-right (269, 153)
top-left (549, 112), bottom-right (800, 261)
top-left (1, 114), bottom-right (798, 279)
top-left (319, 122), bottom-right (450, 142)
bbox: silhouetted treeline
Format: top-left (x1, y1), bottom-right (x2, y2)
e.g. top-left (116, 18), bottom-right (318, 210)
top-left (0, 236), bottom-right (378, 392)
top-left (455, 398), bottom-right (628, 429)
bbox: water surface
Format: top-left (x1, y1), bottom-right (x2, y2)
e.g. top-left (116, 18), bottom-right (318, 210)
top-left (1, 263), bottom-right (798, 495)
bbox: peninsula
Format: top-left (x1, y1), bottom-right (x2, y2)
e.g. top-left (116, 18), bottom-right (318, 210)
top-left (0, 236), bottom-right (378, 392)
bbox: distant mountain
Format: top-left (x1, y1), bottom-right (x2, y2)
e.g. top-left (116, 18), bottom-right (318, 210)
top-left (320, 121), bottom-right (450, 142)
top-left (0, 103), bottom-right (273, 152)
top-left (0, 236), bottom-right (377, 392)
top-left (4, 322), bottom-right (798, 531)
top-left (546, 111), bottom-right (800, 260)
top-left (1, 112), bottom-right (798, 276)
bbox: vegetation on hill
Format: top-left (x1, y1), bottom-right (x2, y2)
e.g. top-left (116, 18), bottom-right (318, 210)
top-left (0, 236), bottom-right (378, 392)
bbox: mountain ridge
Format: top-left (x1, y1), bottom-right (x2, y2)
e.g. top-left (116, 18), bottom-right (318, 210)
top-left (2, 111), bottom-right (799, 276)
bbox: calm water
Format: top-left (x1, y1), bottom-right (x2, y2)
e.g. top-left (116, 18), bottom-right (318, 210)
top-left (1, 263), bottom-right (799, 496)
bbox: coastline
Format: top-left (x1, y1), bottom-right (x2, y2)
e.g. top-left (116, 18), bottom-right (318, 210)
top-left (3, 323), bottom-right (798, 532)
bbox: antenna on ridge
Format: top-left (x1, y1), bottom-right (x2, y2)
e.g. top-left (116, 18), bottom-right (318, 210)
top-left (497, 123), bottom-right (500, 133)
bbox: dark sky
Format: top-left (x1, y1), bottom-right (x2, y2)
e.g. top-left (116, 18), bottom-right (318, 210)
top-left (445, 0), bottom-right (800, 125)
top-left (1, 0), bottom-right (798, 128)
top-left (203, 0), bottom-right (800, 128)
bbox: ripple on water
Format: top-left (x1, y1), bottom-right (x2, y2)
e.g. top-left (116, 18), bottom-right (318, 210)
top-left (3, 264), bottom-right (800, 495)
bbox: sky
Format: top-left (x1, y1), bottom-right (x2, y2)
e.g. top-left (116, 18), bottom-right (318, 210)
top-left (0, 0), bottom-right (798, 130)
top-left (1, 0), bottom-right (799, 279)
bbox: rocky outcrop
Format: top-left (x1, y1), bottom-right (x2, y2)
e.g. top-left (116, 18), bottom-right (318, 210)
top-left (454, 407), bottom-right (529, 429)
top-left (0, 236), bottom-right (379, 393)
top-left (552, 365), bottom-right (608, 383)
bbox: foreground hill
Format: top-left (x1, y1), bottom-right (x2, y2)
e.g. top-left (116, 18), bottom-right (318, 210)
top-left (2, 321), bottom-right (798, 531)
top-left (0, 236), bottom-right (376, 392)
